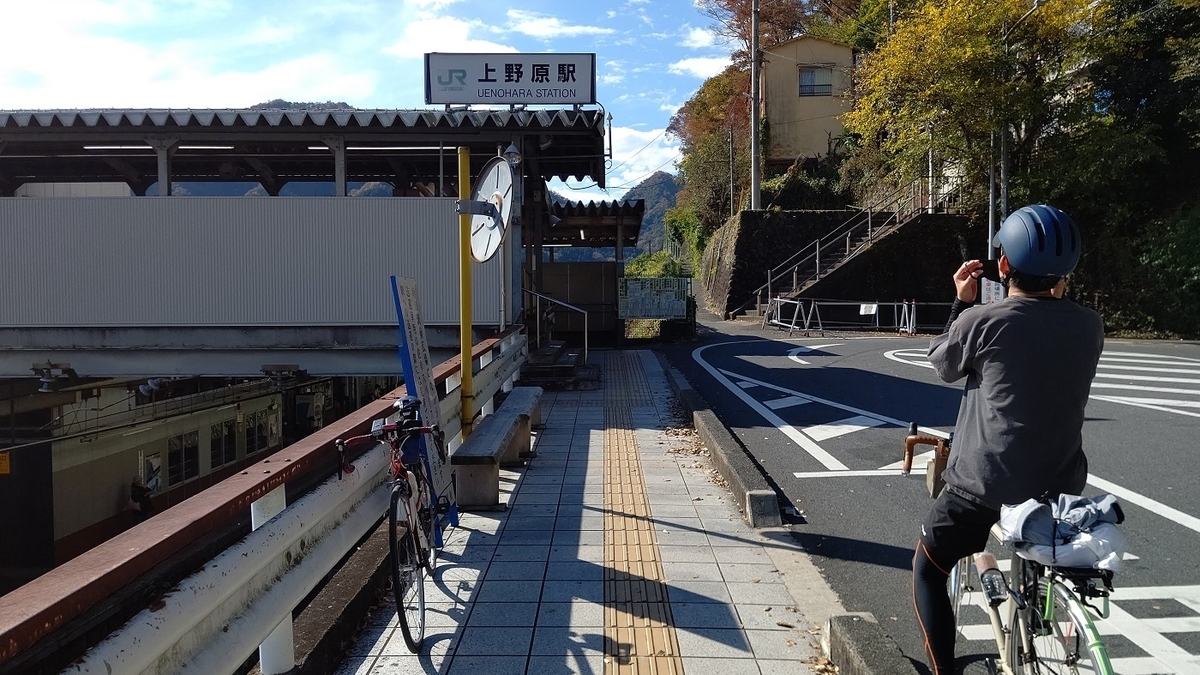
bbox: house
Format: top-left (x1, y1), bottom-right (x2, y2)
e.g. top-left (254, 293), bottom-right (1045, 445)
top-left (761, 34), bottom-right (857, 169)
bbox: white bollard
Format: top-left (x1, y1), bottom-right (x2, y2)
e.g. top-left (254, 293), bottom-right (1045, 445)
top-left (252, 485), bottom-right (293, 675)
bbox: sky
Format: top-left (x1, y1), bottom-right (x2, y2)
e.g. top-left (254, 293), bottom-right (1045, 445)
top-left (0, 0), bottom-right (737, 201)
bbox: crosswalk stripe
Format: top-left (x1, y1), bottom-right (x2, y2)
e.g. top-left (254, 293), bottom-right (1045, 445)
top-left (1091, 382), bottom-right (1200, 395)
top-left (765, 396), bottom-right (811, 410)
top-left (1099, 363), bottom-right (1200, 375)
top-left (804, 415), bottom-right (885, 441)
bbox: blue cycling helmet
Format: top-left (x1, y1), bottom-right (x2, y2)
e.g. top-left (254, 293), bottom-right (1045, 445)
top-left (992, 204), bottom-right (1081, 277)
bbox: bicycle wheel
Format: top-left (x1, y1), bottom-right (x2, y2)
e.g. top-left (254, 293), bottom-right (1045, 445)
top-left (389, 483), bottom-right (426, 653)
top-left (411, 463), bottom-right (439, 573)
top-left (1010, 578), bottom-right (1110, 674)
top-left (948, 556), bottom-right (973, 634)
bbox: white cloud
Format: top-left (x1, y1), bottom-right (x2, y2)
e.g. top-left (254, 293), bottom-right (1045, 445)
top-left (549, 125), bottom-right (679, 202)
top-left (680, 27), bottom-right (715, 48)
top-left (383, 16), bottom-right (515, 58)
top-left (668, 56), bottom-right (731, 78)
top-left (407, 0), bottom-right (463, 8)
top-left (505, 10), bottom-right (615, 39)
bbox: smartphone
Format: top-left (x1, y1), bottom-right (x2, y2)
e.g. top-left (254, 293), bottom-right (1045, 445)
top-left (977, 259), bottom-right (1001, 283)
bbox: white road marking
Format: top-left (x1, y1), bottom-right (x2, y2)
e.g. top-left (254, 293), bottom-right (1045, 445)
top-left (1103, 350), bottom-right (1200, 363)
top-left (736, 381), bottom-right (758, 389)
top-left (885, 348), bottom-right (933, 369)
top-left (1095, 396), bottom-right (1200, 408)
top-left (716, 368), bottom-right (950, 439)
top-left (1094, 372), bottom-right (1200, 385)
top-left (788, 343), bottom-right (842, 366)
top-left (1087, 473), bottom-right (1200, 536)
top-left (794, 469), bottom-right (923, 478)
top-left (1100, 363), bottom-right (1200, 375)
top-left (765, 396), bottom-right (811, 410)
top-left (1091, 395), bottom-right (1200, 419)
top-left (693, 342), bottom-right (848, 470)
top-left (804, 415), bottom-right (886, 441)
top-left (1092, 382), bottom-right (1200, 395)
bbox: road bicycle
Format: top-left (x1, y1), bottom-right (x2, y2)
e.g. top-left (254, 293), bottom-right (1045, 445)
top-left (338, 396), bottom-right (453, 653)
top-left (904, 432), bottom-right (1116, 674)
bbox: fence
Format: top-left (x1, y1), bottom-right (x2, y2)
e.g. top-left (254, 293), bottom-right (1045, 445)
top-left (762, 297), bottom-right (955, 335)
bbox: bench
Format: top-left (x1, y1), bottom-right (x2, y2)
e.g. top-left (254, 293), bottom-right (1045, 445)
top-left (452, 386), bottom-right (543, 510)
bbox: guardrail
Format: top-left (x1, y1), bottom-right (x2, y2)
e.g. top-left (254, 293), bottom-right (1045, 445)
top-left (0, 327), bottom-right (528, 674)
top-left (762, 298), bottom-right (955, 336)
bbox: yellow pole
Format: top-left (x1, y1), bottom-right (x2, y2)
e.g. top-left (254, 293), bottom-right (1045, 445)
top-left (458, 147), bottom-right (474, 438)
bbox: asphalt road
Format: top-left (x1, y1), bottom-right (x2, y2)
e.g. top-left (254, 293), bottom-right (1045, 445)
top-left (659, 313), bottom-right (1200, 674)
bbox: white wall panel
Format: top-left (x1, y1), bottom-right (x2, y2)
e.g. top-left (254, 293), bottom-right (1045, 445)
top-left (0, 197), bottom-right (504, 326)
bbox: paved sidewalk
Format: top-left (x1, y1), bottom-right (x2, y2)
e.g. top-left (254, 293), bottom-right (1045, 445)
top-left (335, 350), bottom-right (826, 675)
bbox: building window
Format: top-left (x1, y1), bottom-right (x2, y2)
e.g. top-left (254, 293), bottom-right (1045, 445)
top-left (210, 419), bottom-right (237, 469)
top-left (168, 430), bottom-right (200, 486)
top-left (799, 67), bottom-right (833, 96)
top-left (246, 410), bottom-right (271, 455)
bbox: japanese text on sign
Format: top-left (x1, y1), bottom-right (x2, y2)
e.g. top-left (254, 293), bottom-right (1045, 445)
top-left (425, 53), bottom-right (596, 105)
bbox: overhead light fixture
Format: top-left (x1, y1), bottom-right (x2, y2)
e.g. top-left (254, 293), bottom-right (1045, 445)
top-left (503, 143), bottom-right (522, 167)
top-left (345, 146), bottom-right (442, 151)
top-left (579, 229), bottom-right (586, 240)
top-left (83, 145), bottom-right (153, 151)
top-left (177, 145), bottom-right (234, 150)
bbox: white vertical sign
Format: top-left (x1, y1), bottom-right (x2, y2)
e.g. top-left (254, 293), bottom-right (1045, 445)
top-left (980, 278), bottom-right (1005, 305)
top-left (392, 278), bottom-right (454, 503)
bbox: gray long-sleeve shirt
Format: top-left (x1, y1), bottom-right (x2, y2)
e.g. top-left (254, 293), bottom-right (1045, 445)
top-left (928, 296), bottom-right (1104, 509)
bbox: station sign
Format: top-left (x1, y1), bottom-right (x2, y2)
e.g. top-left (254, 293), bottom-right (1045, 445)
top-left (425, 53), bottom-right (596, 106)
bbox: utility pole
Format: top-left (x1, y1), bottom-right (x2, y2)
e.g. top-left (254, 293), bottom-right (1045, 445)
top-left (729, 126), bottom-right (735, 216)
top-left (749, 0), bottom-right (761, 210)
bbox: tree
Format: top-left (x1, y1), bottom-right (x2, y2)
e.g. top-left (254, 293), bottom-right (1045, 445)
top-left (696, 0), bottom-right (826, 66)
top-left (842, 0), bottom-right (1096, 197)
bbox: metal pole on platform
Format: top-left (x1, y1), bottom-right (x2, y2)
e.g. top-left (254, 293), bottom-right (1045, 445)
top-left (458, 147), bottom-right (474, 438)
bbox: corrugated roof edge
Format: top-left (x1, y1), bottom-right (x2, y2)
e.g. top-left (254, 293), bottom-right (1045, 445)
top-left (0, 108), bottom-right (606, 130)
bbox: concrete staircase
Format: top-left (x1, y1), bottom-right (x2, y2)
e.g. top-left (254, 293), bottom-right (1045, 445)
top-left (520, 339), bottom-right (598, 390)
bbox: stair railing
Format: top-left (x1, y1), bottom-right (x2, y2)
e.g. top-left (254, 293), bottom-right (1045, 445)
top-left (758, 175), bottom-right (967, 308)
top-left (522, 289), bottom-right (588, 364)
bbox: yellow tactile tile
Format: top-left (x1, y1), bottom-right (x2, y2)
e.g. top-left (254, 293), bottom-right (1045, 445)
top-left (603, 353), bottom-right (684, 675)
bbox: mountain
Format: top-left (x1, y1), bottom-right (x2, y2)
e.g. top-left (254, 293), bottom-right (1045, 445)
top-left (620, 171), bottom-right (679, 255)
top-left (250, 99), bottom-right (356, 111)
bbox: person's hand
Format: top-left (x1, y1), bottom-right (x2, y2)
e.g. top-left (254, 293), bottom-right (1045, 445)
top-left (953, 260), bottom-right (985, 303)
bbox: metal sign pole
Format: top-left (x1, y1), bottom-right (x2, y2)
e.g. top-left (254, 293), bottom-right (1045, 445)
top-left (458, 147), bottom-right (474, 438)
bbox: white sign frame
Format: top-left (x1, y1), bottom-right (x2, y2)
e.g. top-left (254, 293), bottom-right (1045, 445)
top-left (425, 53), bottom-right (597, 106)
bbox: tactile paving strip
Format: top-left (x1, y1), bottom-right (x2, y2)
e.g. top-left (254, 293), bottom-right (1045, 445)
top-left (603, 353), bottom-right (683, 675)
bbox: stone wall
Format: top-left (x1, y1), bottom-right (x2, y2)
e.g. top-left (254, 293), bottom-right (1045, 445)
top-left (700, 210), bottom-right (985, 316)
top-left (700, 210), bottom-right (858, 316)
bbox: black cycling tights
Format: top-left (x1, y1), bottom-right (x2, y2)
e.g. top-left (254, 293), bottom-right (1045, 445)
top-left (913, 541), bottom-right (956, 675)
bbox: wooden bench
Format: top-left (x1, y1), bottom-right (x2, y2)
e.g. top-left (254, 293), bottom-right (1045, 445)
top-left (452, 386), bottom-right (543, 510)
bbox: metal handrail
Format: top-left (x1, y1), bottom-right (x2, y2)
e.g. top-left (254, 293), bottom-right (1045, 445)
top-left (522, 289), bottom-right (588, 364)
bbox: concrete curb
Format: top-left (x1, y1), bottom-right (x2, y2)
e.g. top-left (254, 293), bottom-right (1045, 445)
top-left (656, 354), bottom-right (782, 528)
top-left (825, 613), bottom-right (921, 675)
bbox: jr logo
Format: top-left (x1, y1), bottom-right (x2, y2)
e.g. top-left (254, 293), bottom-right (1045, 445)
top-left (437, 69), bottom-right (467, 86)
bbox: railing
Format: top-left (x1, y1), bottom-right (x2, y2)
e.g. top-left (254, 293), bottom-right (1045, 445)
top-left (523, 289), bottom-right (588, 364)
top-left (747, 175), bottom-right (965, 315)
top-left (0, 328), bottom-right (528, 674)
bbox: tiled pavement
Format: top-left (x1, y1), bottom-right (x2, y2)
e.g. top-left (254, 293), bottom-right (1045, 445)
top-left (335, 350), bottom-right (824, 675)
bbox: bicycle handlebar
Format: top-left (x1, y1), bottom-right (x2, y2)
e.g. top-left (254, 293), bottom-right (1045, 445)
top-left (902, 433), bottom-right (946, 475)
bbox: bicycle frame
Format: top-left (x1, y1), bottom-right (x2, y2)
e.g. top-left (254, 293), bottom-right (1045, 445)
top-left (959, 546), bottom-right (1114, 675)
